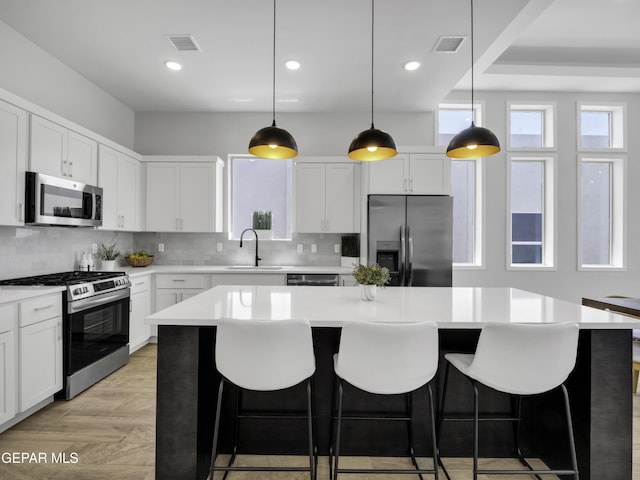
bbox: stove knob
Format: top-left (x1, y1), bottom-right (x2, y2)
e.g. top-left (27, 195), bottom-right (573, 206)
top-left (73, 288), bottom-right (82, 295)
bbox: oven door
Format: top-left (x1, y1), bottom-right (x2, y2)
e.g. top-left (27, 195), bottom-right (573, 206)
top-left (65, 288), bottom-right (130, 375)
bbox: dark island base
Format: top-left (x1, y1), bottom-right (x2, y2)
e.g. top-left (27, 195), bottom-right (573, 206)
top-left (154, 326), bottom-right (631, 480)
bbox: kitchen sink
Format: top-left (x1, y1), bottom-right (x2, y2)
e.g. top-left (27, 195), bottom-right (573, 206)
top-left (225, 265), bottom-right (283, 270)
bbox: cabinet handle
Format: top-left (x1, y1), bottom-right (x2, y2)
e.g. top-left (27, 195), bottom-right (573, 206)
top-left (129, 299), bottom-right (133, 313)
top-left (57, 321), bottom-right (62, 341)
top-left (62, 160), bottom-right (68, 176)
top-left (172, 279), bottom-right (186, 282)
top-left (68, 161), bottom-right (73, 177)
top-left (33, 304), bottom-right (55, 311)
top-left (409, 178), bottom-right (413, 192)
top-left (134, 281), bottom-right (145, 286)
top-left (403, 179), bottom-right (408, 192)
top-left (18, 203), bottom-right (23, 222)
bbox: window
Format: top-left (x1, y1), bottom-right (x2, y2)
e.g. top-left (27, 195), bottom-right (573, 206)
top-left (508, 156), bottom-right (555, 268)
top-left (229, 155), bottom-right (293, 240)
top-left (451, 159), bottom-right (482, 266)
top-left (437, 103), bottom-right (482, 147)
top-left (579, 156), bottom-right (625, 269)
top-left (508, 103), bottom-right (555, 149)
top-left (578, 103), bottom-right (625, 150)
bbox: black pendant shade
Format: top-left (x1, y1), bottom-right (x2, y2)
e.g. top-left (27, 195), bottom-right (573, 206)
top-left (446, 121), bottom-right (500, 159)
top-left (348, 124), bottom-right (398, 161)
top-left (249, 120), bottom-right (298, 159)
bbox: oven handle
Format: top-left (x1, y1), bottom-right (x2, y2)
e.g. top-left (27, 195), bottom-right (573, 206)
top-left (68, 288), bottom-right (131, 314)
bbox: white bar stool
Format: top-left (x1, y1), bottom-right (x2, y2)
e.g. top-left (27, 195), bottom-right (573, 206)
top-left (330, 320), bottom-right (440, 479)
top-left (210, 317), bottom-right (317, 479)
top-left (438, 322), bottom-right (580, 480)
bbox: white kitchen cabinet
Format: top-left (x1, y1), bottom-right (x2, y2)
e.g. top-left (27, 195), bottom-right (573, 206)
top-left (0, 100), bottom-right (28, 226)
top-left (369, 153), bottom-right (450, 194)
top-left (30, 115), bottom-right (97, 185)
top-left (295, 162), bottom-right (360, 233)
top-left (98, 144), bottom-right (141, 231)
top-left (18, 294), bottom-right (62, 412)
top-left (145, 157), bottom-right (223, 232)
top-left (340, 275), bottom-right (358, 286)
top-left (0, 305), bottom-right (16, 426)
top-left (129, 275), bottom-right (152, 353)
top-left (155, 274), bottom-right (210, 311)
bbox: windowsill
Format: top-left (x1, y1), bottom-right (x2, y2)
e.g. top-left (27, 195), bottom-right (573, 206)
top-left (579, 265), bottom-right (626, 272)
top-left (453, 264), bottom-right (485, 270)
top-left (507, 264), bottom-right (557, 271)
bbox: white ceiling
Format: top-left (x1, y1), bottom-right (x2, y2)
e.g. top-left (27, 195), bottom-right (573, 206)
top-left (0, 0), bottom-right (638, 114)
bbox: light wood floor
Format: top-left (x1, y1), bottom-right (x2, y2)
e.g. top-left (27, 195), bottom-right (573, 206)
top-left (0, 344), bottom-right (636, 479)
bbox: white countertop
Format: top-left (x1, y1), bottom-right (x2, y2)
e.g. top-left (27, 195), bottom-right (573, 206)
top-left (146, 285), bottom-right (637, 329)
top-left (0, 286), bottom-right (66, 305)
top-left (120, 264), bottom-right (353, 278)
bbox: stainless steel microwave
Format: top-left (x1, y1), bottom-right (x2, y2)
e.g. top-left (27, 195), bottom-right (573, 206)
top-left (25, 172), bottom-right (103, 227)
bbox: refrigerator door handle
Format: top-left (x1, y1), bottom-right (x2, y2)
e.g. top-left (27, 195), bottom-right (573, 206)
top-left (399, 226), bottom-right (406, 286)
top-left (407, 225), bottom-right (414, 286)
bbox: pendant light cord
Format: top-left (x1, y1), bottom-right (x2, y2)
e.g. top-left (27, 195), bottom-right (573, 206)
top-left (370, 0), bottom-right (375, 128)
top-left (470, 0), bottom-right (475, 125)
top-left (272, 0), bottom-right (277, 126)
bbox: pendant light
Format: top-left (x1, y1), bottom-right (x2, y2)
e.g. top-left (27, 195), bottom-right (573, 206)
top-left (248, 0), bottom-right (298, 159)
top-left (348, 0), bottom-right (397, 162)
top-left (446, 0), bottom-right (500, 159)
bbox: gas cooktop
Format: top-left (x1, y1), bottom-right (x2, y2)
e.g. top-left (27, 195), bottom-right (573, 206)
top-left (0, 271), bottom-right (126, 286)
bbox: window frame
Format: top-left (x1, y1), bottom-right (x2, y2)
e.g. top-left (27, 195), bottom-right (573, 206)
top-left (506, 155), bottom-right (556, 270)
top-left (507, 101), bottom-right (556, 151)
top-left (436, 102), bottom-right (485, 147)
top-left (577, 154), bottom-right (626, 271)
top-left (577, 102), bottom-right (626, 152)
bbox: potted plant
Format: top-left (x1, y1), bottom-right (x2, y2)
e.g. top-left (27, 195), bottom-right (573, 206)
top-left (352, 263), bottom-right (391, 301)
top-left (97, 241), bottom-right (120, 271)
top-left (252, 210), bottom-right (273, 240)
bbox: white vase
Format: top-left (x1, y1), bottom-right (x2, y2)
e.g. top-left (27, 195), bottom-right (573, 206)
top-left (101, 259), bottom-right (116, 271)
top-left (360, 284), bottom-right (377, 301)
top-left (255, 229), bottom-right (273, 240)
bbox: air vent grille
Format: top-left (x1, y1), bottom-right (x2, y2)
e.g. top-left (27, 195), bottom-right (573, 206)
top-left (433, 36), bottom-right (466, 53)
top-left (166, 34), bottom-right (201, 52)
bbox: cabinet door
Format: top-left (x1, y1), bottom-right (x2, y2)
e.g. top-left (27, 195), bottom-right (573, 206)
top-left (180, 163), bottom-right (214, 232)
top-left (67, 131), bottom-right (97, 185)
top-left (130, 291), bottom-right (151, 353)
top-left (155, 289), bottom-right (180, 312)
top-left (117, 155), bottom-right (138, 230)
top-left (30, 115), bottom-right (68, 178)
top-left (295, 163), bottom-right (326, 232)
top-left (408, 154), bottom-right (451, 194)
top-left (146, 163), bottom-right (179, 231)
top-left (19, 316), bottom-right (62, 411)
top-left (0, 101), bottom-right (27, 226)
top-left (368, 154), bottom-right (408, 194)
top-left (325, 164), bottom-right (357, 233)
top-left (98, 145), bottom-right (120, 230)
top-left (0, 304), bottom-right (16, 426)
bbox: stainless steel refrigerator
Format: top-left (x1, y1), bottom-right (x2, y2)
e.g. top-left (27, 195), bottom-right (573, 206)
top-left (368, 195), bottom-right (453, 286)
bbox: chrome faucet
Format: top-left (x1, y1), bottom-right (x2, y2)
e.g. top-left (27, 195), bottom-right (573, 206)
top-left (239, 228), bottom-right (261, 267)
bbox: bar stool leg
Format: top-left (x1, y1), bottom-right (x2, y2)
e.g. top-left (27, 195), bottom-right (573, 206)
top-left (472, 381), bottom-right (479, 480)
top-left (328, 374), bottom-right (338, 479)
top-left (209, 379), bottom-right (225, 473)
top-left (427, 384), bottom-right (440, 480)
top-left (437, 362), bottom-right (451, 439)
top-left (561, 384), bottom-right (580, 480)
top-left (332, 380), bottom-right (344, 480)
top-left (306, 379), bottom-right (316, 480)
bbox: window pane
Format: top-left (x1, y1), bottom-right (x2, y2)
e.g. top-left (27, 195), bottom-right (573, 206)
top-left (581, 111), bottom-right (611, 148)
top-left (581, 162), bottom-right (611, 265)
top-left (511, 161), bottom-right (543, 264)
top-left (439, 109), bottom-right (473, 146)
top-left (510, 111), bottom-right (543, 148)
top-left (231, 157), bottom-right (292, 240)
top-left (451, 160), bottom-right (475, 264)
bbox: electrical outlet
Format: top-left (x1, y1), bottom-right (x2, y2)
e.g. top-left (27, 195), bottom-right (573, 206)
top-left (297, 244), bottom-right (304, 254)
top-left (311, 244), bottom-right (317, 253)
top-left (334, 244), bottom-right (341, 254)
top-left (158, 243), bottom-right (164, 253)
top-left (216, 242), bottom-right (223, 252)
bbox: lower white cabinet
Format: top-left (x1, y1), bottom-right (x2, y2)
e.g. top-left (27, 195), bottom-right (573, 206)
top-left (0, 305), bottom-right (16, 426)
top-left (210, 273), bottom-right (285, 286)
top-left (129, 275), bottom-right (152, 353)
top-left (155, 274), bottom-right (210, 311)
top-left (18, 294), bottom-right (62, 412)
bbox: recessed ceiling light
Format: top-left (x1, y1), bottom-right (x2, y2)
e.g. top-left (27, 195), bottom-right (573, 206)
top-left (285, 60), bottom-right (301, 70)
top-left (165, 61), bottom-right (183, 71)
top-left (404, 61), bottom-right (421, 71)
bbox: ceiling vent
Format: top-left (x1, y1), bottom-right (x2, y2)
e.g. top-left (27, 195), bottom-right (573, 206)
top-left (433, 36), bottom-right (466, 53)
top-left (166, 34), bottom-right (201, 52)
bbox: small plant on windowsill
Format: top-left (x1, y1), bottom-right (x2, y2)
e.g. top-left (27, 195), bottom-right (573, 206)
top-left (252, 210), bottom-right (273, 240)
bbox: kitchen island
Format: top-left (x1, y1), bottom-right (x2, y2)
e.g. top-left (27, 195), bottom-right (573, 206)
top-left (147, 286), bottom-right (635, 480)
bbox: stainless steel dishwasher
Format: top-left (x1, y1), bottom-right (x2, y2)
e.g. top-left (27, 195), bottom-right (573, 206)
top-left (286, 273), bottom-right (340, 286)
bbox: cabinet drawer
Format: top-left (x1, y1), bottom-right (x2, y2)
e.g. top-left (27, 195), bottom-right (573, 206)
top-left (156, 274), bottom-right (206, 289)
top-left (0, 304), bottom-right (15, 333)
top-left (19, 294), bottom-right (62, 328)
top-left (130, 275), bottom-right (151, 295)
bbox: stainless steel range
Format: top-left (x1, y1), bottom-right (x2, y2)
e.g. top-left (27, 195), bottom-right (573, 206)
top-left (0, 271), bottom-right (130, 399)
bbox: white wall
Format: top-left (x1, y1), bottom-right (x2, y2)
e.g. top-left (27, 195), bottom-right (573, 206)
top-left (0, 21), bottom-right (135, 149)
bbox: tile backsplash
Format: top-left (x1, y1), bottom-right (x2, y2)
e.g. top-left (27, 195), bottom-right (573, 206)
top-left (0, 227), bottom-right (345, 280)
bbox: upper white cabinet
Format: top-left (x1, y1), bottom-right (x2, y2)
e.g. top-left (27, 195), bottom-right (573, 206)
top-left (0, 100), bottom-right (28, 226)
top-left (295, 161), bottom-right (360, 233)
top-left (145, 156), bottom-right (224, 232)
top-left (30, 115), bottom-right (97, 185)
top-left (98, 145), bottom-right (141, 231)
top-left (369, 153), bottom-right (450, 195)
